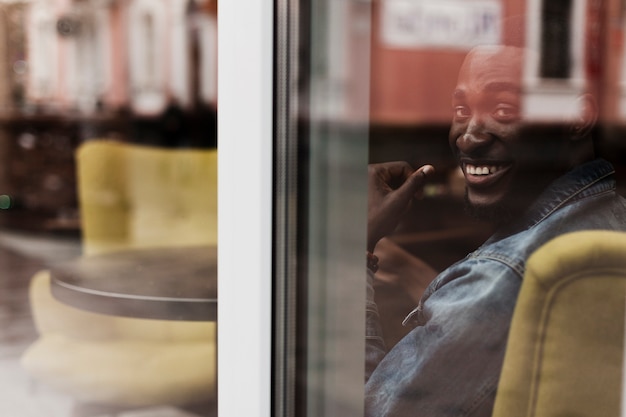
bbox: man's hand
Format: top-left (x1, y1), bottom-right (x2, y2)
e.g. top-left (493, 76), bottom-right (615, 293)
top-left (367, 162), bottom-right (435, 252)
top-left (374, 237), bottom-right (438, 303)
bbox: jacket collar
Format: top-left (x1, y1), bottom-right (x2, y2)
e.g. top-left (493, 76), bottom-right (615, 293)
top-left (487, 158), bottom-right (615, 243)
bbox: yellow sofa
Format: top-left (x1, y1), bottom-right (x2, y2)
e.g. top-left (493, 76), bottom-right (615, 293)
top-left (21, 141), bottom-right (218, 408)
top-left (493, 230), bottom-right (626, 417)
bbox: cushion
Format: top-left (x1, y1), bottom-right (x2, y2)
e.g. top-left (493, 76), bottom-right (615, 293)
top-left (493, 230), bottom-right (626, 417)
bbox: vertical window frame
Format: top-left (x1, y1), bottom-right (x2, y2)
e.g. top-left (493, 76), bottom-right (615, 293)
top-left (218, 1), bottom-right (275, 417)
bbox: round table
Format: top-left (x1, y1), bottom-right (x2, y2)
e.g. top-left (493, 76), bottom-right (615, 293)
top-left (50, 245), bottom-right (217, 321)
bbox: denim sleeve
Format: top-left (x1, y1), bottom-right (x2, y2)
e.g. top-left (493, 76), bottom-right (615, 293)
top-left (364, 260), bottom-right (521, 417)
top-left (365, 269), bottom-right (386, 382)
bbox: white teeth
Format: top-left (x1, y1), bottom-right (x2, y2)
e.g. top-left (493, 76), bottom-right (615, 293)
top-left (466, 164), bottom-right (499, 176)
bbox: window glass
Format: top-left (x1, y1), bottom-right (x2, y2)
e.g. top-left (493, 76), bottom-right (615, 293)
top-left (273, 0), bottom-right (371, 415)
top-left (0, 1), bottom-right (217, 416)
top-left (278, 0), bottom-right (626, 416)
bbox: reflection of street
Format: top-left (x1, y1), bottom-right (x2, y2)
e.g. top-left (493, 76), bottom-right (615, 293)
top-left (0, 231), bottom-right (208, 417)
top-left (0, 106), bottom-right (217, 234)
top-left (0, 0), bottom-right (218, 235)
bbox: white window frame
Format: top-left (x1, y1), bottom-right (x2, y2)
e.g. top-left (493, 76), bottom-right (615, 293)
top-left (218, 1), bottom-right (274, 417)
top-left (523, 0), bottom-right (587, 121)
top-left (67, 10), bottom-right (94, 109)
top-left (68, 6), bottom-right (109, 113)
top-left (127, 0), bottom-right (167, 115)
top-left (168, 0), bottom-right (190, 107)
top-left (28, 1), bottom-right (58, 103)
top-left (93, 4), bottom-right (112, 106)
top-left (197, 12), bottom-right (217, 105)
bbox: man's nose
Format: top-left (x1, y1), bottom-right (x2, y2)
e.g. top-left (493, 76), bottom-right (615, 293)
top-left (456, 117), bottom-right (492, 154)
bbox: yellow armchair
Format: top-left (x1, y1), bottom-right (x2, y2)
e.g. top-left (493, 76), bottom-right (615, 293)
top-left (21, 141), bottom-right (218, 409)
top-left (493, 230), bottom-right (626, 417)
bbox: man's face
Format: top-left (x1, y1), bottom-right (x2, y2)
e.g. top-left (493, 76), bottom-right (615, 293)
top-left (448, 46), bottom-right (565, 223)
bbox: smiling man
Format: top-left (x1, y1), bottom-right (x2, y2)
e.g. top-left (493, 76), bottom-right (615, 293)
top-left (449, 45), bottom-right (597, 224)
top-left (364, 44), bottom-right (626, 417)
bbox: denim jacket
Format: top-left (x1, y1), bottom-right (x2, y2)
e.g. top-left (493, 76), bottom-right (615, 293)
top-left (365, 159), bottom-right (626, 417)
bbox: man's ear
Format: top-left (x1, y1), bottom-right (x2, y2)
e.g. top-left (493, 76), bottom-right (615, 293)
top-left (570, 94), bottom-right (598, 140)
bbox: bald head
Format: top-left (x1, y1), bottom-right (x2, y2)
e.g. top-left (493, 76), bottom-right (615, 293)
top-left (457, 46), bottom-right (524, 97)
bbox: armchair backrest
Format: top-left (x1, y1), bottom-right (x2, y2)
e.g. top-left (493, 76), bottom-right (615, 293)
top-left (492, 230), bottom-right (626, 417)
top-left (77, 141), bottom-right (217, 255)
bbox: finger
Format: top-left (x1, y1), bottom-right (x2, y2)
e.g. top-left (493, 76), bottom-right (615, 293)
top-left (382, 161), bottom-right (418, 179)
top-left (370, 161), bottom-right (415, 188)
top-left (394, 165), bottom-right (435, 201)
top-left (377, 165), bottom-right (434, 220)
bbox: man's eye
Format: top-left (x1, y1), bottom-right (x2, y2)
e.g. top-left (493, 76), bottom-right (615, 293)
top-left (454, 106), bottom-right (471, 119)
top-left (493, 105), bottom-right (519, 120)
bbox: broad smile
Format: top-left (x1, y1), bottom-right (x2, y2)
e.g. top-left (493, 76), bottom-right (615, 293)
top-left (461, 160), bottom-right (513, 189)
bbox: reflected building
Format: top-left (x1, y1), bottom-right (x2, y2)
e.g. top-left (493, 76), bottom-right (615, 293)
top-left (25, 0), bottom-right (217, 118)
top-left (369, 0), bottom-right (614, 124)
top-left (0, 0), bottom-right (217, 232)
top-left (368, 0), bottom-right (626, 192)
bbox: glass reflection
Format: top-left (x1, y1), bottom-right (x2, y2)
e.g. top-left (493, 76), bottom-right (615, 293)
top-left (365, 1), bottom-right (626, 417)
top-left (0, 1), bottom-right (217, 416)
